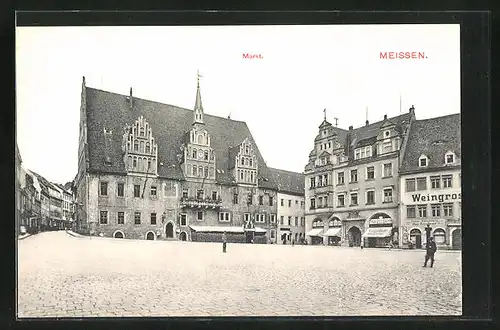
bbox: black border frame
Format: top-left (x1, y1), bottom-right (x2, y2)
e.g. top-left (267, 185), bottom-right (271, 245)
top-left (8, 10), bottom-right (491, 330)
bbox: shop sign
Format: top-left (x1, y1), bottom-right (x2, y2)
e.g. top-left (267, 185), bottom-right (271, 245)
top-left (369, 218), bottom-right (393, 226)
top-left (407, 218), bottom-right (446, 227)
top-left (411, 193), bottom-right (461, 203)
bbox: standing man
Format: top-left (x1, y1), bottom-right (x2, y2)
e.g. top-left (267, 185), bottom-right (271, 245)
top-left (222, 231), bottom-right (227, 253)
top-left (423, 236), bottom-right (437, 267)
top-left (291, 236), bottom-right (295, 247)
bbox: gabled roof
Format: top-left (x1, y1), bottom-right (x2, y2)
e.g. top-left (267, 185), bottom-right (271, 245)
top-left (267, 167), bottom-right (305, 195)
top-left (350, 113), bottom-right (412, 143)
top-left (318, 150), bottom-right (331, 157)
top-left (355, 136), bottom-right (378, 148)
top-left (85, 87), bottom-right (275, 186)
top-left (318, 119), bottom-right (332, 129)
top-left (400, 113), bottom-right (461, 173)
top-left (29, 171), bottom-right (54, 194)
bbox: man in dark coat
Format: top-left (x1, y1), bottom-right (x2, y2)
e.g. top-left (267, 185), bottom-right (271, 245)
top-left (222, 232), bottom-right (227, 253)
top-left (423, 236), bottom-right (437, 267)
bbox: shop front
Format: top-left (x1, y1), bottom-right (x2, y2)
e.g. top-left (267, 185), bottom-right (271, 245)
top-left (306, 218), bottom-right (325, 245)
top-left (362, 215), bottom-right (394, 248)
top-left (324, 218), bottom-right (342, 246)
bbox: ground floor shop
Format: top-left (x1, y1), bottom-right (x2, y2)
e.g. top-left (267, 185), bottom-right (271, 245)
top-left (189, 225), bottom-right (268, 244)
top-left (400, 218), bottom-right (461, 250)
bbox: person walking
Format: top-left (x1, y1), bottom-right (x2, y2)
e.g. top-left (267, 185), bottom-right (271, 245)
top-left (423, 236), bottom-right (437, 267)
top-left (222, 232), bottom-right (227, 253)
top-left (291, 236), bottom-right (295, 247)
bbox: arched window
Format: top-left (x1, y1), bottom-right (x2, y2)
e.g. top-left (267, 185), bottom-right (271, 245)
top-left (249, 158), bottom-right (253, 167)
top-left (192, 148), bottom-right (197, 158)
top-left (313, 219), bottom-right (323, 228)
top-left (192, 166), bottom-right (197, 176)
top-left (128, 156), bottom-right (132, 168)
top-left (433, 228), bottom-right (446, 244)
top-left (187, 164), bottom-right (192, 175)
top-left (210, 151), bottom-right (214, 160)
top-left (147, 159), bottom-right (151, 171)
top-left (133, 156), bottom-right (137, 168)
top-left (138, 158), bottom-right (143, 171)
top-left (250, 172), bottom-right (254, 182)
top-left (198, 166), bottom-right (203, 177)
top-left (145, 143), bottom-right (150, 154)
top-left (209, 167), bottom-right (214, 178)
top-left (204, 167), bottom-right (209, 178)
top-left (140, 126), bottom-right (145, 136)
top-left (134, 140), bottom-right (139, 152)
top-left (140, 141), bottom-right (145, 152)
top-left (198, 134), bottom-right (204, 144)
top-left (204, 150), bottom-right (209, 160)
top-left (240, 170), bottom-right (244, 180)
top-left (241, 157), bottom-right (245, 166)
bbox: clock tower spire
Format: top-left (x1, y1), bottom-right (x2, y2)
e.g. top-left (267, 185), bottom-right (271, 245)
top-left (193, 69), bottom-right (204, 125)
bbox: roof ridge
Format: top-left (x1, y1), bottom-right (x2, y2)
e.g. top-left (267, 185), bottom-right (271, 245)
top-left (267, 167), bottom-right (304, 175)
top-left (415, 113), bottom-right (460, 122)
top-left (86, 86), bottom-right (247, 123)
top-left (352, 112), bottom-right (410, 132)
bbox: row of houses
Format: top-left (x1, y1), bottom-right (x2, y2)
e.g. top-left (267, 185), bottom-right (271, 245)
top-left (15, 144), bottom-right (76, 235)
top-left (74, 75), bottom-right (460, 249)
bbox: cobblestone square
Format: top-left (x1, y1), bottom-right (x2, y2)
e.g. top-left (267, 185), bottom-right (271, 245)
top-left (17, 231), bottom-right (462, 317)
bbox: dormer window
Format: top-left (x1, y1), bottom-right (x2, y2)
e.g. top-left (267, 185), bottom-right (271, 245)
top-left (445, 152), bottom-right (456, 164)
top-left (419, 155), bottom-right (428, 167)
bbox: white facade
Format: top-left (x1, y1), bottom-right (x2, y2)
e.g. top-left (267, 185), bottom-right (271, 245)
top-left (277, 192), bottom-right (305, 244)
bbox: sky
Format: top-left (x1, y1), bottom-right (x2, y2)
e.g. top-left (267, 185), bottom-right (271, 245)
top-left (16, 25), bottom-right (460, 184)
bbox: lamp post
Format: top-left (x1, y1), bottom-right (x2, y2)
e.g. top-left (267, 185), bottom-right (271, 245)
top-left (424, 223), bottom-right (432, 246)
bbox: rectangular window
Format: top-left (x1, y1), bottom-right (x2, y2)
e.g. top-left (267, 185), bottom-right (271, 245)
top-left (99, 210), bottom-right (108, 224)
top-left (430, 176), bottom-right (441, 189)
top-left (442, 175), bottom-right (453, 188)
top-left (134, 185), bottom-right (141, 198)
top-left (406, 178), bottom-right (416, 192)
top-left (383, 188), bottom-right (393, 203)
top-left (150, 186), bottom-right (157, 197)
top-left (117, 183), bottom-right (124, 197)
top-left (259, 195), bottom-right (264, 205)
top-left (281, 199), bottom-right (284, 206)
top-left (350, 170), bottom-right (358, 183)
top-left (355, 149), bottom-right (361, 160)
top-left (366, 190), bottom-right (375, 205)
top-left (337, 172), bottom-right (345, 185)
top-left (197, 189), bottom-right (204, 200)
top-left (212, 191), bottom-right (218, 200)
top-left (350, 192), bottom-right (358, 206)
top-left (280, 216), bottom-right (284, 225)
top-left (337, 194), bottom-right (345, 207)
top-left (182, 189), bottom-right (188, 199)
top-left (431, 204), bottom-right (441, 217)
top-left (406, 206), bottom-right (416, 218)
top-left (323, 196), bottom-right (328, 207)
top-left (417, 177), bottom-right (427, 191)
top-left (134, 212), bottom-right (141, 224)
top-left (310, 198), bottom-right (316, 209)
top-left (219, 212), bottom-right (230, 222)
top-left (150, 213), bottom-right (157, 225)
top-left (310, 177), bottom-right (316, 188)
top-left (247, 193), bottom-right (253, 205)
top-left (270, 214), bottom-right (276, 223)
top-left (244, 213), bottom-right (250, 222)
top-left (383, 163), bottom-right (393, 177)
top-left (180, 214), bottom-right (187, 226)
top-left (295, 217), bottom-right (298, 226)
top-left (417, 205), bottom-right (427, 218)
top-left (288, 200), bottom-right (291, 207)
top-left (366, 166), bottom-right (375, 180)
top-left (443, 203), bottom-right (454, 217)
top-left (233, 192), bottom-right (238, 204)
top-left (301, 201), bottom-right (304, 208)
top-left (197, 211), bottom-right (204, 221)
top-left (288, 216), bottom-right (292, 226)
top-left (256, 214), bottom-right (265, 223)
top-left (324, 175), bottom-right (329, 186)
top-left (269, 196), bottom-right (274, 206)
top-left (100, 182), bottom-right (108, 196)
top-left (117, 212), bottom-right (125, 224)
top-left (295, 200), bottom-right (299, 206)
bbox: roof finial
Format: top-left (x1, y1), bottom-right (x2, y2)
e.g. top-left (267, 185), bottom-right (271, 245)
top-left (197, 69), bottom-right (203, 87)
top-left (323, 108), bottom-right (326, 121)
top-left (334, 117), bottom-right (339, 127)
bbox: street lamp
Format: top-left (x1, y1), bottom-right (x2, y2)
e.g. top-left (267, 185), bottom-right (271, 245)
top-left (424, 223), bottom-right (432, 246)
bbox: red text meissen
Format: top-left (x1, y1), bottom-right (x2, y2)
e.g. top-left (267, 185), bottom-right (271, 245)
top-left (380, 52), bottom-right (427, 59)
top-left (243, 53), bottom-right (264, 59)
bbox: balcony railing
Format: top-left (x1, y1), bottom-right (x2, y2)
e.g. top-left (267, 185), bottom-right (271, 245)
top-left (180, 196), bottom-right (222, 209)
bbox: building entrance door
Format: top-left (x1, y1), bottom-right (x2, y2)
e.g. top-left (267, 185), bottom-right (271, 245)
top-left (165, 223), bottom-right (174, 238)
top-left (245, 231), bottom-right (254, 243)
top-left (348, 227), bottom-right (361, 247)
top-left (410, 229), bottom-right (422, 249)
top-left (452, 228), bottom-right (462, 250)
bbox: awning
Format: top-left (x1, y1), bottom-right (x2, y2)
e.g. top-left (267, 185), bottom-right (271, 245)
top-left (306, 228), bottom-right (324, 237)
top-left (323, 227), bottom-right (341, 237)
top-left (362, 227), bottom-right (393, 238)
top-left (189, 226), bottom-right (267, 234)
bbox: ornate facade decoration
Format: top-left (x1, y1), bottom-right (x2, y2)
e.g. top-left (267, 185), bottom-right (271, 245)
top-left (233, 138), bottom-right (258, 185)
top-left (122, 116), bottom-right (158, 176)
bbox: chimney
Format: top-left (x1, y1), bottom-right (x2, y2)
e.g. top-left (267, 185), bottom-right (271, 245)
top-left (409, 105), bottom-right (415, 113)
top-left (365, 120), bottom-right (369, 126)
top-left (349, 126), bottom-right (353, 130)
top-left (129, 87), bottom-right (133, 108)
top-left (384, 114), bottom-right (387, 120)
top-left (82, 76), bottom-right (86, 86)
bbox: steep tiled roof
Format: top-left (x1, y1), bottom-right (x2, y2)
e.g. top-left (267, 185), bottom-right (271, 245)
top-left (400, 113), bottom-right (461, 173)
top-left (29, 171), bottom-right (53, 195)
top-left (350, 113), bottom-right (412, 146)
top-left (85, 87), bottom-right (275, 187)
top-left (267, 167), bottom-right (305, 195)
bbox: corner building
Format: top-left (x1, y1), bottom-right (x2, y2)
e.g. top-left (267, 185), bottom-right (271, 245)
top-left (75, 75), bottom-right (283, 242)
top-left (398, 113), bottom-right (461, 250)
top-left (304, 109), bottom-right (415, 247)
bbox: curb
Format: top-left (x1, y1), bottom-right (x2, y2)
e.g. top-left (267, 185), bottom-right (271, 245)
top-left (18, 234), bottom-right (33, 240)
top-left (65, 230), bottom-right (87, 239)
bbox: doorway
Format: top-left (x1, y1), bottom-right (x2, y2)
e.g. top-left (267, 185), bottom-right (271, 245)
top-left (146, 232), bottom-right (155, 240)
top-left (114, 231), bottom-right (124, 239)
top-left (245, 231), bottom-right (254, 243)
top-left (179, 231), bottom-right (187, 241)
top-left (348, 226), bottom-right (361, 247)
top-left (165, 222), bottom-right (174, 238)
top-left (452, 228), bottom-right (462, 250)
top-left (410, 228), bottom-right (422, 249)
